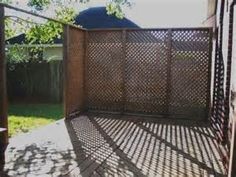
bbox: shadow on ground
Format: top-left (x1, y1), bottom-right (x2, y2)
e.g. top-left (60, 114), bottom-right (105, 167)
top-left (2, 113), bottom-right (227, 176)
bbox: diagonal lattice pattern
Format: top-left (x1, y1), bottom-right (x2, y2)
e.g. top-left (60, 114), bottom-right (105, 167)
top-left (125, 30), bottom-right (169, 114)
top-left (86, 29), bottom-right (212, 119)
top-left (87, 31), bottom-right (123, 111)
top-left (170, 30), bottom-right (211, 119)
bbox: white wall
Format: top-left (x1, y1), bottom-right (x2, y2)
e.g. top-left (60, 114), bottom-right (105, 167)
top-left (43, 46), bottom-right (63, 61)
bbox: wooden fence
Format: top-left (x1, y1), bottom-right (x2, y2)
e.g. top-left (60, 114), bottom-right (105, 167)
top-left (65, 27), bottom-right (213, 120)
top-left (7, 61), bottom-right (63, 103)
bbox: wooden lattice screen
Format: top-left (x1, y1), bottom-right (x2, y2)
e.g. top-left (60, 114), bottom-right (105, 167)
top-left (210, 0), bottom-right (236, 170)
top-left (85, 28), bottom-right (212, 120)
top-left (211, 28), bottom-right (227, 142)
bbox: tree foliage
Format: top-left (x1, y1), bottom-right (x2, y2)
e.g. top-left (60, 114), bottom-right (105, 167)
top-left (27, 0), bottom-right (50, 11)
top-left (2, 0), bottom-right (132, 41)
top-left (1, 0), bottom-right (132, 63)
top-left (25, 6), bottom-right (76, 44)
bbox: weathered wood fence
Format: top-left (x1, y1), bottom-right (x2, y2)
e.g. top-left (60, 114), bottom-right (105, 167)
top-left (7, 61), bottom-right (63, 103)
top-left (64, 27), bottom-right (213, 120)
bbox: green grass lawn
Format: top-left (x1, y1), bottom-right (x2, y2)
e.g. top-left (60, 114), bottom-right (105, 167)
top-left (8, 104), bottom-right (63, 137)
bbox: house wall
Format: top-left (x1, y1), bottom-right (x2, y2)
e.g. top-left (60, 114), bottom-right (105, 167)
top-left (203, 0), bottom-right (217, 27)
top-left (208, 0), bottom-right (217, 17)
top-left (43, 46), bottom-right (63, 61)
top-left (231, 5), bottom-right (236, 90)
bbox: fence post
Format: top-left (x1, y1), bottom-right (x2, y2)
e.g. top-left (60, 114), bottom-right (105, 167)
top-left (0, 4), bottom-right (8, 169)
top-left (206, 28), bottom-right (213, 121)
top-left (83, 31), bottom-right (88, 112)
top-left (63, 25), bottom-right (86, 118)
top-left (121, 29), bottom-right (127, 114)
top-left (63, 25), bottom-right (69, 118)
top-left (228, 117), bottom-right (236, 176)
top-left (228, 2), bottom-right (236, 176)
top-left (165, 29), bottom-right (172, 117)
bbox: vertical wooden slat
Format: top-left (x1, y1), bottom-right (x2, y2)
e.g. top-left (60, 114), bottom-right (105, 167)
top-left (211, 27), bottom-right (219, 124)
top-left (74, 29), bottom-right (85, 115)
top-left (63, 25), bottom-right (69, 118)
top-left (228, 118), bottom-right (236, 176)
top-left (121, 29), bottom-right (126, 114)
top-left (64, 26), bottom-right (85, 118)
top-left (206, 28), bottom-right (213, 121)
top-left (165, 29), bottom-right (172, 117)
top-left (83, 31), bottom-right (88, 112)
top-left (231, 135), bottom-right (236, 176)
top-left (224, 0), bottom-right (235, 143)
top-left (0, 4), bottom-right (8, 167)
top-left (218, 0), bottom-right (227, 144)
top-left (228, 2), bottom-right (236, 175)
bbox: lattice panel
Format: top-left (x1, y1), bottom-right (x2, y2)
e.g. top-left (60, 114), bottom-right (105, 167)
top-left (87, 31), bottom-right (123, 111)
top-left (170, 29), bottom-right (211, 119)
top-left (211, 47), bottom-right (225, 143)
top-left (86, 29), bottom-right (212, 119)
top-left (125, 30), bottom-right (169, 114)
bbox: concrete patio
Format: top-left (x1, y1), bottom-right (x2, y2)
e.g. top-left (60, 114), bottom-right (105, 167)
top-left (2, 113), bottom-right (226, 176)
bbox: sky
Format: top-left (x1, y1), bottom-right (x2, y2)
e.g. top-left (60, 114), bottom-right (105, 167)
top-left (124, 0), bottom-right (208, 27)
top-left (6, 0), bottom-right (208, 28)
top-left (88, 0), bottom-right (208, 27)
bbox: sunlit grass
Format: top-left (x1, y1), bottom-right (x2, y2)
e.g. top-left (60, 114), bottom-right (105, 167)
top-left (8, 104), bottom-right (63, 137)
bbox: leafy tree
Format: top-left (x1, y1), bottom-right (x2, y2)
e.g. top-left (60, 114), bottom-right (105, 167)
top-left (2, 0), bottom-right (132, 41)
top-left (1, 0), bottom-right (132, 63)
top-left (27, 0), bottom-right (50, 11)
top-left (25, 6), bottom-right (76, 44)
top-left (0, 0), bottom-right (11, 4)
